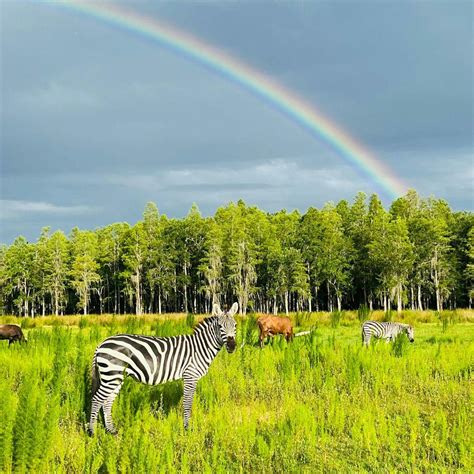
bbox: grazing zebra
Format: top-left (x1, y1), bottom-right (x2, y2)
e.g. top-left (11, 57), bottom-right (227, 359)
top-left (88, 302), bottom-right (238, 435)
top-left (362, 321), bottom-right (414, 346)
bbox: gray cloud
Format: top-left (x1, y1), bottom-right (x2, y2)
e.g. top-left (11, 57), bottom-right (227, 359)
top-left (1, 0), bottom-right (472, 243)
top-left (1, 200), bottom-right (97, 220)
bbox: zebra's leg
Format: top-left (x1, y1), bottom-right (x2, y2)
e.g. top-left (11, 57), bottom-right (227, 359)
top-left (88, 378), bottom-right (123, 436)
top-left (102, 382), bottom-right (123, 435)
top-left (88, 392), bottom-right (103, 436)
top-left (182, 377), bottom-right (198, 430)
top-left (363, 333), bottom-right (370, 346)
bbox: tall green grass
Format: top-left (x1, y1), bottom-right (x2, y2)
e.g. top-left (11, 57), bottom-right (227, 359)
top-left (0, 313), bottom-right (472, 472)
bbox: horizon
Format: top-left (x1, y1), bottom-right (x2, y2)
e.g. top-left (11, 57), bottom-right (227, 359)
top-left (1, 189), bottom-right (470, 246)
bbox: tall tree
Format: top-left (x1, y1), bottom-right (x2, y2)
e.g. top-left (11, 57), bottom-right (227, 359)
top-left (70, 229), bottom-right (100, 315)
top-left (317, 205), bottom-right (353, 311)
top-left (123, 223), bottom-right (147, 315)
top-left (368, 217), bottom-right (414, 313)
top-left (45, 230), bottom-right (70, 316)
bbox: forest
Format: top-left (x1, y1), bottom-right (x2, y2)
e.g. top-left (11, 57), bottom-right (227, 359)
top-left (1, 190), bottom-right (472, 316)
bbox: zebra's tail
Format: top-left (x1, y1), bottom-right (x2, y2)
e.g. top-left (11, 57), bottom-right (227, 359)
top-left (91, 353), bottom-right (100, 397)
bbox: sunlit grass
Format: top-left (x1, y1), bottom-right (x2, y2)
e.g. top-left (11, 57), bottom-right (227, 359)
top-left (0, 311), bottom-right (472, 472)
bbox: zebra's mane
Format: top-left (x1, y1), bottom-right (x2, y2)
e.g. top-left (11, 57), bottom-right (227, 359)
top-left (192, 316), bottom-right (218, 334)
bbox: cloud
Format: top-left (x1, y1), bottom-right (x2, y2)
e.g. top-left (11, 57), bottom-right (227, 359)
top-left (14, 81), bottom-right (100, 112)
top-left (105, 158), bottom-right (365, 213)
top-left (0, 200), bottom-right (97, 220)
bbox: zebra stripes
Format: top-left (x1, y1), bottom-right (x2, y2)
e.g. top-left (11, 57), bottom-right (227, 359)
top-left (361, 320), bottom-right (415, 346)
top-left (88, 302), bottom-right (238, 435)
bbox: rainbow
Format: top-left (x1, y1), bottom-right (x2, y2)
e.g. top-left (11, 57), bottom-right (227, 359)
top-left (48, 0), bottom-right (407, 198)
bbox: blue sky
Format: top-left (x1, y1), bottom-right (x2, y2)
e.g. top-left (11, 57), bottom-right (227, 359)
top-left (1, 0), bottom-right (472, 243)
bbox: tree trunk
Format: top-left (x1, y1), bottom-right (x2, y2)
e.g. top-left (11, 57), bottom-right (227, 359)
top-left (183, 263), bottom-right (189, 313)
top-left (133, 271), bottom-right (142, 316)
top-left (417, 285), bottom-right (423, 311)
top-left (327, 282), bottom-right (332, 312)
top-left (397, 283), bottom-right (402, 314)
top-left (435, 285), bottom-right (442, 311)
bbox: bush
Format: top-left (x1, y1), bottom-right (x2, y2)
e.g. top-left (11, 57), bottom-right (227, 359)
top-left (186, 312), bottom-right (195, 328)
top-left (391, 332), bottom-right (409, 357)
top-left (357, 305), bottom-right (370, 323)
top-left (330, 311), bottom-right (343, 329)
top-left (383, 309), bottom-right (393, 322)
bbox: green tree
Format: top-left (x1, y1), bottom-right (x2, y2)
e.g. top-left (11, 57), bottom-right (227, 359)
top-left (46, 230), bottom-right (70, 316)
top-left (368, 217), bottom-right (414, 313)
top-left (122, 223), bottom-right (147, 315)
top-left (70, 229), bottom-right (100, 315)
top-left (317, 205), bottom-right (353, 311)
top-left (3, 237), bottom-right (35, 316)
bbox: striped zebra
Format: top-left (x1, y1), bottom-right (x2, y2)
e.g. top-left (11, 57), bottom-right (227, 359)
top-left (361, 320), bottom-right (414, 346)
top-left (88, 302), bottom-right (238, 435)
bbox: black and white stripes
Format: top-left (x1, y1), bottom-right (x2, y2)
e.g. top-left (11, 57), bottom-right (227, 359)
top-left (361, 320), bottom-right (415, 346)
top-left (88, 302), bottom-right (238, 435)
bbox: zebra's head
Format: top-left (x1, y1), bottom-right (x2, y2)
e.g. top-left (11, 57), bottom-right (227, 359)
top-left (406, 325), bottom-right (415, 343)
top-left (212, 302), bottom-right (238, 353)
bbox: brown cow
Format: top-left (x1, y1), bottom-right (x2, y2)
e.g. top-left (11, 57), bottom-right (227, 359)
top-left (257, 315), bottom-right (293, 347)
top-left (0, 324), bottom-right (27, 346)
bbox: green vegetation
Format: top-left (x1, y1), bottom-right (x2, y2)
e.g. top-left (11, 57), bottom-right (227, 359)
top-left (0, 191), bottom-right (472, 317)
top-left (0, 311), bottom-right (472, 472)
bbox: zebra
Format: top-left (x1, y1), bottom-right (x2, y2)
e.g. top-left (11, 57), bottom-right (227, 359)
top-left (88, 302), bottom-right (238, 435)
top-left (361, 320), bottom-right (414, 346)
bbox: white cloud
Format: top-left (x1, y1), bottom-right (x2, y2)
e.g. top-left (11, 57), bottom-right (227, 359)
top-left (0, 200), bottom-right (96, 220)
top-left (107, 158), bottom-right (362, 190)
top-left (14, 81), bottom-right (100, 111)
top-left (105, 158), bottom-right (365, 213)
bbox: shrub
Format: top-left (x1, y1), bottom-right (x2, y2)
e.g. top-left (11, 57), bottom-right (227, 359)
top-left (383, 309), bottom-right (393, 322)
top-left (186, 313), bottom-right (195, 328)
top-left (330, 310), bottom-right (343, 329)
top-left (357, 304), bottom-right (370, 323)
top-left (391, 332), bottom-right (409, 357)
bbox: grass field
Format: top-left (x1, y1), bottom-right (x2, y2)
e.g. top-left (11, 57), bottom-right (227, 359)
top-left (0, 311), bottom-right (472, 473)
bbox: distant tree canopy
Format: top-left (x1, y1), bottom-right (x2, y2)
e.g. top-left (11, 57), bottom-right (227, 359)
top-left (1, 191), bottom-right (472, 316)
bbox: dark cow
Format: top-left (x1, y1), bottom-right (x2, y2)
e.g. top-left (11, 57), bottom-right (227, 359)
top-left (0, 324), bottom-right (27, 345)
top-left (257, 315), bottom-right (294, 347)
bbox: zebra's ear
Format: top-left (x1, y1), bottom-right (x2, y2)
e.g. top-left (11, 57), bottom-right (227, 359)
top-left (228, 302), bottom-right (239, 316)
top-left (212, 304), bottom-right (222, 316)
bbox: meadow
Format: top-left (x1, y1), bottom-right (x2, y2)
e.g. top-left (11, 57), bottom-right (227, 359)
top-left (0, 310), bottom-right (472, 473)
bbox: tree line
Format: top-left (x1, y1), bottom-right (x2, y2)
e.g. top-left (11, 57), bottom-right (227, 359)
top-left (0, 190), bottom-right (472, 316)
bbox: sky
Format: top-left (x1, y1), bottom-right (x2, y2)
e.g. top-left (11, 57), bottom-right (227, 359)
top-left (1, 0), bottom-right (472, 244)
